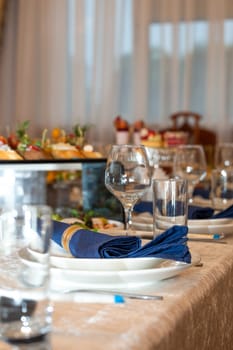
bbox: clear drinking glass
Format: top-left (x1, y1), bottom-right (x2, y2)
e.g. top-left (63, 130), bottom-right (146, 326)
top-left (211, 168), bottom-right (233, 210)
top-left (215, 143), bottom-right (233, 169)
top-left (153, 178), bottom-right (188, 237)
top-left (105, 144), bottom-right (151, 234)
top-left (173, 145), bottom-right (207, 203)
top-left (0, 205), bottom-right (53, 344)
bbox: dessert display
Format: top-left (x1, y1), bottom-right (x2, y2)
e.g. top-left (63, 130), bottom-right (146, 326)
top-left (140, 127), bottom-right (163, 148)
top-left (113, 115), bottom-right (130, 132)
top-left (113, 115), bottom-right (188, 149)
top-left (163, 131), bottom-right (188, 147)
top-left (113, 115), bottom-right (130, 144)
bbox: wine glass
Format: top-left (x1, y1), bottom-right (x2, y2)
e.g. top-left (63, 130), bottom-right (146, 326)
top-left (173, 145), bottom-right (207, 203)
top-left (215, 143), bottom-right (233, 169)
top-left (105, 144), bottom-right (151, 234)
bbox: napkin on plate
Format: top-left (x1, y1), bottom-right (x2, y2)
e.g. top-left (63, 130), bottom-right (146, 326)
top-left (193, 187), bottom-right (210, 199)
top-left (134, 200), bottom-right (233, 221)
top-left (212, 204), bottom-right (233, 219)
top-left (52, 220), bottom-right (191, 263)
top-left (134, 200), bottom-right (185, 216)
top-left (188, 205), bottom-right (214, 219)
top-left (188, 204), bottom-right (233, 220)
top-left (134, 201), bottom-right (153, 215)
top-left (134, 201), bottom-right (214, 219)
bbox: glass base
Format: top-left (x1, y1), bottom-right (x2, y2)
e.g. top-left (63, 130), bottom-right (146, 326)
top-left (6, 332), bottom-right (48, 345)
top-left (0, 296), bottom-right (52, 345)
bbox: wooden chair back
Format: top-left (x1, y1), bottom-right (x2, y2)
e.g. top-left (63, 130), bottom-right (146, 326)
top-left (169, 111), bottom-right (217, 169)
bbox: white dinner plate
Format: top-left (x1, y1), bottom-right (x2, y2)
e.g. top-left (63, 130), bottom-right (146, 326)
top-left (19, 247), bottom-right (196, 291)
top-left (187, 219), bottom-right (233, 234)
top-left (132, 213), bottom-right (153, 231)
top-left (188, 218), bottom-right (232, 226)
top-left (155, 218), bottom-right (233, 235)
top-left (192, 196), bottom-right (212, 207)
top-left (28, 245), bottom-right (164, 271)
top-left (133, 212), bottom-right (233, 235)
top-left (133, 220), bottom-right (153, 231)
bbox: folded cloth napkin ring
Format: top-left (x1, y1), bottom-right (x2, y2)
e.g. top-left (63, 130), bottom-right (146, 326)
top-left (62, 224), bottom-right (82, 253)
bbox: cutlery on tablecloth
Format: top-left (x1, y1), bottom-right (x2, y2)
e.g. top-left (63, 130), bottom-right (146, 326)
top-left (61, 289), bottom-right (164, 301)
top-left (188, 233), bottom-right (227, 244)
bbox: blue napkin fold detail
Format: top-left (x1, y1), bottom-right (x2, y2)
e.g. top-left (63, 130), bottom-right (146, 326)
top-left (212, 204), bottom-right (233, 219)
top-left (193, 187), bottom-right (210, 199)
top-left (125, 225), bottom-right (190, 263)
top-left (188, 205), bottom-right (214, 219)
top-left (134, 201), bottom-right (153, 214)
top-left (188, 204), bottom-right (233, 220)
top-left (134, 201), bottom-right (233, 220)
top-left (52, 220), bottom-right (141, 258)
top-left (134, 200), bottom-right (186, 216)
top-left (52, 220), bottom-right (191, 263)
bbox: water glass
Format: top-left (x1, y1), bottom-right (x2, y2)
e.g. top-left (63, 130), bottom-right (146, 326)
top-left (173, 145), bottom-right (207, 203)
top-left (211, 169), bottom-right (233, 210)
top-left (153, 178), bottom-right (188, 237)
top-left (215, 143), bottom-right (233, 169)
top-left (0, 205), bottom-right (53, 343)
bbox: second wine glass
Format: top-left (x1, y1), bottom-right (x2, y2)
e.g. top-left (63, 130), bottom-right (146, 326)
top-left (173, 145), bottom-right (207, 203)
top-left (215, 143), bottom-right (233, 169)
top-left (105, 144), bottom-right (151, 235)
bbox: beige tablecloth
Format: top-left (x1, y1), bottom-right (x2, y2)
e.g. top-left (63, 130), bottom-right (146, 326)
top-left (48, 238), bottom-right (233, 350)
top-left (2, 238), bottom-right (233, 350)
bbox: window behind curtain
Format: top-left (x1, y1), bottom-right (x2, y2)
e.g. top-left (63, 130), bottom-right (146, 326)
top-left (148, 19), bottom-right (233, 126)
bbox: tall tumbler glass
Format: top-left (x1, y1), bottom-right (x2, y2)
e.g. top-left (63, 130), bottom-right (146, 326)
top-left (211, 169), bottom-right (233, 210)
top-left (153, 178), bottom-right (188, 237)
top-left (0, 205), bottom-right (53, 343)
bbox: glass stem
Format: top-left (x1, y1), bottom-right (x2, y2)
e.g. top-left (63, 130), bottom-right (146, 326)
top-left (124, 206), bottom-right (133, 234)
top-left (187, 183), bottom-right (194, 203)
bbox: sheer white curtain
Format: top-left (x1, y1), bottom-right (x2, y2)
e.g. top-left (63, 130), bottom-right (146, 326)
top-left (0, 0), bottom-right (130, 143)
top-left (0, 0), bottom-right (233, 143)
top-left (136, 0), bottom-right (233, 141)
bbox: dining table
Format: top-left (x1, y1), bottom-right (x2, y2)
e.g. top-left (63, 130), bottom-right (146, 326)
top-left (1, 228), bottom-right (233, 350)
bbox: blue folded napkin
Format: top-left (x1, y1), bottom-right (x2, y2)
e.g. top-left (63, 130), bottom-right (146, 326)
top-left (188, 204), bottom-right (233, 220)
top-left (134, 201), bottom-right (233, 220)
top-left (134, 201), bottom-right (153, 215)
top-left (52, 220), bottom-right (191, 263)
top-left (188, 205), bottom-right (214, 220)
top-left (193, 187), bottom-right (210, 199)
top-left (134, 201), bottom-right (206, 218)
top-left (212, 204), bottom-right (233, 219)
top-left (135, 200), bottom-right (187, 217)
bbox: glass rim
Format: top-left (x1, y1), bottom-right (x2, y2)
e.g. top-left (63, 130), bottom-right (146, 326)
top-left (152, 177), bottom-right (187, 184)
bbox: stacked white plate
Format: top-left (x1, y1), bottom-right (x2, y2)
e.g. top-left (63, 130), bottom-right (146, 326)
top-left (133, 213), bottom-right (233, 235)
top-left (18, 241), bottom-right (195, 292)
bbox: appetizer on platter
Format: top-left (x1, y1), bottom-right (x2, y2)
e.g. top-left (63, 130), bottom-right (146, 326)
top-left (8, 121), bottom-right (53, 160)
top-left (0, 121), bottom-right (104, 160)
top-left (0, 135), bottom-right (22, 160)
